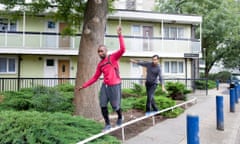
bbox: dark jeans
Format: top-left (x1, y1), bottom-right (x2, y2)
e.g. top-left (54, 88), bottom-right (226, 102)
top-left (145, 82), bottom-right (158, 112)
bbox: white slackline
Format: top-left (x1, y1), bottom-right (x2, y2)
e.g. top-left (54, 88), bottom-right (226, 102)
top-left (76, 97), bottom-right (197, 144)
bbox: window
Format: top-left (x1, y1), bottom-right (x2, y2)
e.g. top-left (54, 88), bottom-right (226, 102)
top-left (47, 21), bottom-right (56, 29)
top-left (0, 58), bottom-right (16, 73)
top-left (178, 61), bottom-right (184, 73)
top-left (164, 61), bottom-right (170, 73)
top-left (169, 27), bottom-right (177, 38)
top-left (132, 25), bottom-right (141, 36)
top-left (163, 26), bottom-right (185, 39)
top-left (164, 61), bottom-right (184, 74)
top-left (0, 18), bottom-right (17, 32)
top-left (171, 61), bottom-right (177, 73)
top-left (46, 59), bottom-right (54, 66)
top-left (126, 0), bottom-right (136, 10)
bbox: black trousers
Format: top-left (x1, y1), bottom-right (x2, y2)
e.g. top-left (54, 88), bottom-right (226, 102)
top-left (145, 82), bottom-right (158, 112)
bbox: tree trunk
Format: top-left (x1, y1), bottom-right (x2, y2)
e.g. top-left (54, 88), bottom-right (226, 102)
top-left (73, 0), bottom-right (108, 120)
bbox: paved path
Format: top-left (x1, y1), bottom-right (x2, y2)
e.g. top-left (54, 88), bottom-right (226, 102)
top-left (123, 84), bottom-right (240, 144)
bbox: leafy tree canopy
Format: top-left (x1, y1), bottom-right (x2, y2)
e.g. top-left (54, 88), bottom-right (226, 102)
top-left (0, 0), bottom-right (114, 34)
top-left (155, 0), bottom-right (240, 75)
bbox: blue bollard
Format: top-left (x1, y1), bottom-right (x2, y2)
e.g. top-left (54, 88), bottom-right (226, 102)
top-left (238, 85), bottom-right (240, 99)
top-left (235, 82), bottom-right (239, 100)
top-left (235, 84), bottom-right (239, 103)
top-left (216, 96), bottom-right (224, 130)
top-left (187, 114), bottom-right (199, 144)
top-left (230, 88), bottom-right (235, 112)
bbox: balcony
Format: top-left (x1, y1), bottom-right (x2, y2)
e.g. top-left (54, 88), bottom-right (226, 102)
top-left (0, 31), bottom-right (201, 57)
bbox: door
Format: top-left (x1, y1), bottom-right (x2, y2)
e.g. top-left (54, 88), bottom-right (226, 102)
top-left (59, 23), bottom-right (70, 49)
top-left (44, 59), bottom-right (57, 86)
top-left (58, 60), bottom-right (70, 84)
top-left (143, 26), bottom-right (153, 51)
top-left (45, 21), bottom-right (57, 48)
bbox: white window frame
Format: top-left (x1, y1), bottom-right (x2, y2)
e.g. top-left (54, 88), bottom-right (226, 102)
top-left (163, 26), bottom-right (185, 39)
top-left (0, 57), bottom-right (17, 74)
top-left (0, 18), bottom-right (17, 32)
top-left (163, 60), bottom-right (184, 74)
top-left (131, 25), bottom-right (141, 36)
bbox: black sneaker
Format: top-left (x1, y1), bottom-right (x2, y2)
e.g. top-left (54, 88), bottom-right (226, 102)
top-left (116, 118), bottom-right (122, 126)
top-left (102, 124), bottom-right (111, 132)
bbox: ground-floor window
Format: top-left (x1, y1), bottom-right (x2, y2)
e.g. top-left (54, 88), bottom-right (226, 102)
top-left (0, 57), bottom-right (16, 73)
top-left (164, 61), bottom-right (184, 74)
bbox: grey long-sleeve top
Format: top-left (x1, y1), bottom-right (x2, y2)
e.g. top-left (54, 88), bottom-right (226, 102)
top-left (136, 61), bottom-right (163, 84)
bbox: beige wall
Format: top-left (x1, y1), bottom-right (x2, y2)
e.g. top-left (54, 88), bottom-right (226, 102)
top-left (20, 55), bottom-right (44, 77)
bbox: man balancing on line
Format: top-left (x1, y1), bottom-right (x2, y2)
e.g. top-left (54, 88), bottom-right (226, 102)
top-left (130, 55), bottom-right (167, 116)
top-left (77, 26), bottom-right (125, 131)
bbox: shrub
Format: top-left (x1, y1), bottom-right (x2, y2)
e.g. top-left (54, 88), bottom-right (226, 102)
top-left (121, 97), bottom-right (137, 111)
top-left (155, 85), bottom-right (168, 97)
top-left (107, 97), bottom-right (137, 113)
top-left (133, 96), bottom-right (184, 118)
top-left (207, 71), bottom-right (231, 82)
top-left (55, 83), bottom-right (74, 92)
top-left (122, 88), bottom-right (138, 98)
top-left (0, 111), bottom-right (120, 144)
top-left (123, 83), bottom-right (168, 98)
top-left (165, 82), bottom-right (190, 100)
top-left (0, 91), bottom-right (33, 110)
top-left (130, 83), bottom-right (146, 97)
top-left (0, 86), bottom-right (74, 114)
top-left (195, 80), bottom-right (216, 90)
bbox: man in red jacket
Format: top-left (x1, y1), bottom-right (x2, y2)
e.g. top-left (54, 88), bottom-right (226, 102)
top-left (77, 26), bottom-right (125, 131)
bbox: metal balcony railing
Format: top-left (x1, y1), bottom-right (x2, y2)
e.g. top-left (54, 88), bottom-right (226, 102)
top-left (0, 31), bottom-right (201, 54)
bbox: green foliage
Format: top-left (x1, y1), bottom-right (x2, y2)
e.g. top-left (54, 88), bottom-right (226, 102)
top-left (133, 96), bottom-right (184, 118)
top-left (31, 86), bottom-right (73, 113)
top-left (0, 0), bottom-right (115, 34)
top-left (165, 82), bottom-right (191, 100)
top-left (155, 0), bottom-right (240, 73)
top-left (155, 85), bottom-right (169, 97)
top-left (55, 83), bottom-right (74, 92)
top-left (108, 97), bottom-right (137, 113)
top-left (0, 91), bottom-right (33, 110)
top-left (207, 71), bottom-right (231, 82)
top-left (0, 111), bottom-right (120, 144)
top-left (195, 80), bottom-right (216, 90)
top-left (122, 88), bottom-right (138, 98)
top-left (126, 83), bottom-right (168, 98)
top-left (130, 83), bottom-right (146, 97)
top-left (121, 97), bottom-right (137, 112)
top-left (0, 85), bottom-right (74, 114)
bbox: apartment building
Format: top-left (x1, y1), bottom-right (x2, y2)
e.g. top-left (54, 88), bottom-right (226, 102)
top-left (0, 1), bottom-right (202, 89)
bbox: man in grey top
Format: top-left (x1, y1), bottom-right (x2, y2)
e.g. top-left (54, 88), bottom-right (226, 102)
top-left (130, 55), bottom-right (166, 115)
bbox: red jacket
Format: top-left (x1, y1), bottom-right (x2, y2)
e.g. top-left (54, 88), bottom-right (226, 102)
top-left (82, 34), bottom-right (126, 88)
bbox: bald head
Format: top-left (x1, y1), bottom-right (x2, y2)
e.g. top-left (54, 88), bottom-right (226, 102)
top-left (98, 45), bottom-right (108, 59)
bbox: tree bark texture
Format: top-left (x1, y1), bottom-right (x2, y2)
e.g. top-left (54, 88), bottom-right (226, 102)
top-left (74, 0), bottom-right (108, 120)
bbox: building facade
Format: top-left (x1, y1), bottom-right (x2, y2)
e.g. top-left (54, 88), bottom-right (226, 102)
top-left (0, 1), bottom-right (202, 89)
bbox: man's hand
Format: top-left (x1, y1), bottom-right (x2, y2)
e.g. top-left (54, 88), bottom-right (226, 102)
top-left (76, 86), bottom-right (83, 91)
top-left (117, 25), bottom-right (122, 35)
top-left (161, 85), bottom-right (168, 93)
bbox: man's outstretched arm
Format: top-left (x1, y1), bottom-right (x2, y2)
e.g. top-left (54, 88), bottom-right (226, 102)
top-left (111, 26), bottom-right (126, 60)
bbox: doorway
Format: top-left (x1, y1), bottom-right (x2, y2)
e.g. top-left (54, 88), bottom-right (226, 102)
top-left (59, 23), bottom-right (70, 49)
top-left (58, 60), bottom-right (70, 84)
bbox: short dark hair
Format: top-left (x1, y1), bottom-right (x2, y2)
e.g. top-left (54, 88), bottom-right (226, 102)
top-left (98, 44), bottom-right (107, 49)
top-left (152, 54), bottom-right (160, 59)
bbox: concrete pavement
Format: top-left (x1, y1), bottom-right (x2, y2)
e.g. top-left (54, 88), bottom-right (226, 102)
top-left (123, 83), bottom-right (240, 144)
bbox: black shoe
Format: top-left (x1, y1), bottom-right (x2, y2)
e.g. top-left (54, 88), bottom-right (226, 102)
top-left (102, 124), bottom-right (111, 132)
top-left (116, 118), bottom-right (122, 126)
